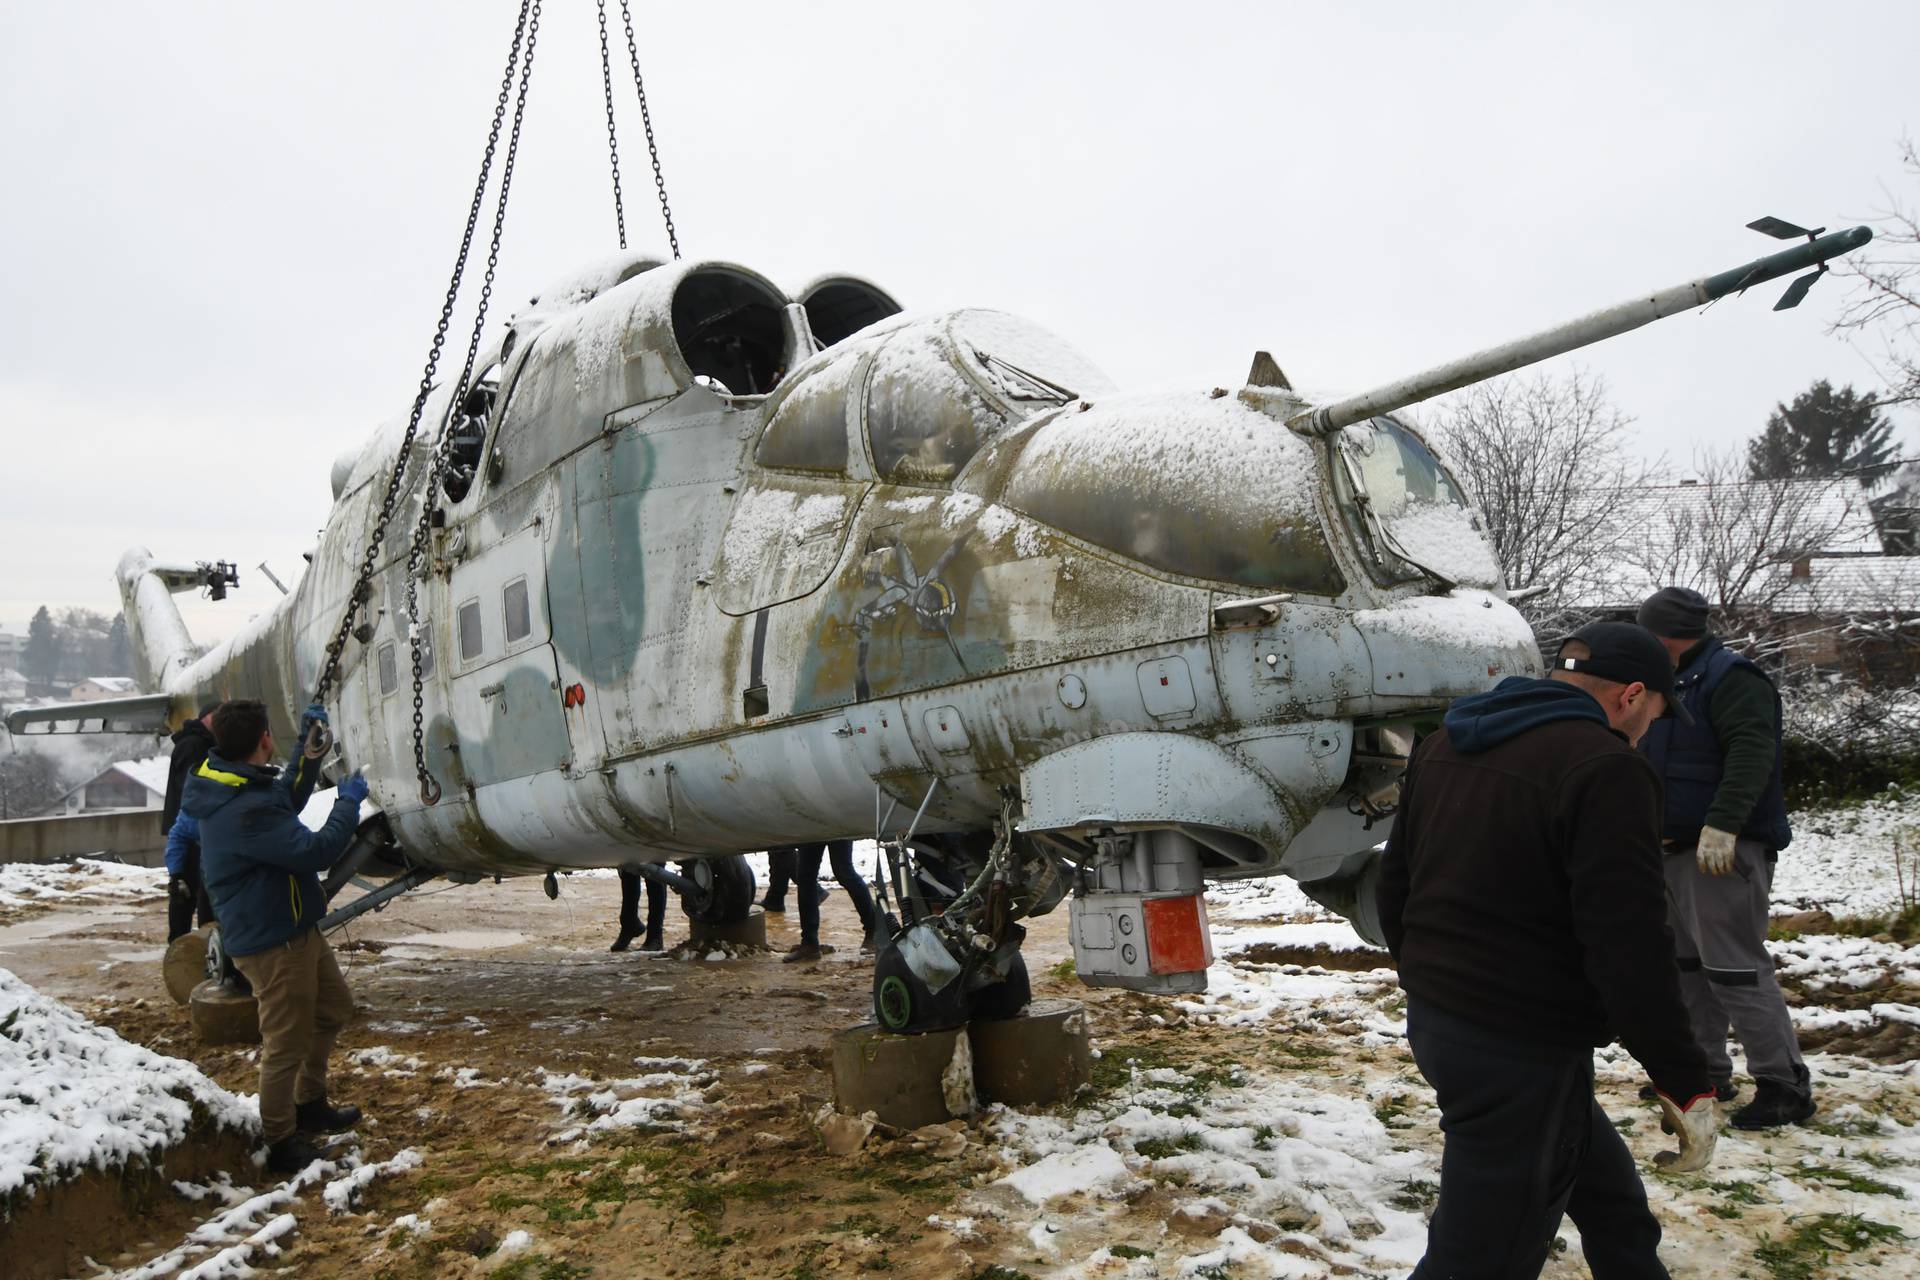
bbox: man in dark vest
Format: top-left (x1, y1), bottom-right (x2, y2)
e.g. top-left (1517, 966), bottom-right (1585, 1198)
top-left (1637, 586), bottom-right (1812, 1129)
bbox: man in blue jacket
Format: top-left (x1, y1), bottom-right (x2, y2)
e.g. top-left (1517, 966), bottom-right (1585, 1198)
top-left (183, 698), bottom-right (368, 1173)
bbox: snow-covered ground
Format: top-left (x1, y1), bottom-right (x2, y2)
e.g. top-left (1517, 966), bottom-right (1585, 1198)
top-left (0, 966), bottom-right (254, 1205)
top-left (0, 857), bottom-right (165, 916)
top-left (947, 796), bottom-right (1920, 1278)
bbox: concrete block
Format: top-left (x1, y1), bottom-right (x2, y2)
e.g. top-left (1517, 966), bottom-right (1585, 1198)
top-left (687, 906), bottom-right (767, 948)
top-left (189, 980), bottom-right (260, 1046)
top-left (163, 926), bottom-right (213, 1006)
top-left (830, 1022), bottom-right (966, 1131)
top-left (968, 997), bottom-right (1093, 1108)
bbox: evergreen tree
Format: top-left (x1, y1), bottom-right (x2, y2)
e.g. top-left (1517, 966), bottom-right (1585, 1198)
top-left (22, 606), bottom-right (59, 685)
top-left (108, 613), bottom-right (132, 677)
top-left (1747, 379), bottom-right (1897, 479)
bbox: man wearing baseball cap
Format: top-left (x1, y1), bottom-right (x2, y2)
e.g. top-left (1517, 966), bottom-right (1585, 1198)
top-left (1379, 621), bottom-right (1715, 1278)
top-left (1636, 586), bottom-right (1811, 1130)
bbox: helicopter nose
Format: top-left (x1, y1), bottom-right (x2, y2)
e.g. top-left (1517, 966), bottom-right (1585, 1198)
top-left (1350, 589), bottom-right (1541, 700)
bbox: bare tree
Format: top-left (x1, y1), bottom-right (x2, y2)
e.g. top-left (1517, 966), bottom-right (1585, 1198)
top-left (1431, 368), bottom-right (1650, 634)
top-left (1620, 448), bottom-right (1865, 657)
top-left (1834, 137), bottom-right (1920, 409)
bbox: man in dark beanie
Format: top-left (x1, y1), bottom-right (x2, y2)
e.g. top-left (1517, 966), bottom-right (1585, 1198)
top-left (1636, 586), bottom-right (1812, 1129)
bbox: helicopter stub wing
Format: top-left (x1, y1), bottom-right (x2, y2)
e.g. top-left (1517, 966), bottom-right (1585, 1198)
top-left (5, 694), bottom-right (177, 737)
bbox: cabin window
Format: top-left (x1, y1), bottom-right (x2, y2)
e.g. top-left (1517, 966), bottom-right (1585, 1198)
top-left (503, 577), bottom-right (531, 644)
top-left (457, 599), bottom-right (484, 663)
top-left (377, 643), bottom-right (398, 696)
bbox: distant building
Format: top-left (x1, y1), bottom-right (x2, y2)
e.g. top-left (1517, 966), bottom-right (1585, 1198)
top-left (56, 758), bottom-right (171, 815)
top-left (67, 676), bottom-right (141, 702)
top-left (0, 666), bottom-right (27, 708)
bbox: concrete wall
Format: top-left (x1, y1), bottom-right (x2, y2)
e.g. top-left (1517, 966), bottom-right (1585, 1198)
top-left (0, 808), bottom-right (165, 867)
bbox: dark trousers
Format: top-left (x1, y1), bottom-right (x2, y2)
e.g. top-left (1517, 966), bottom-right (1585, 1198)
top-left (167, 844), bottom-right (214, 942)
top-left (618, 870), bottom-right (667, 938)
top-left (1407, 996), bottom-right (1669, 1280)
top-left (795, 840), bottom-right (876, 946)
top-left (762, 847), bottom-right (798, 908)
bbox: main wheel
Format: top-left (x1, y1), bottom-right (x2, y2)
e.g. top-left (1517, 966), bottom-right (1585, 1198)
top-left (677, 854), bottom-right (756, 924)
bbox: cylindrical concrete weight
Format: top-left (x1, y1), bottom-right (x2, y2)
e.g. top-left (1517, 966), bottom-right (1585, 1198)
top-left (164, 926), bottom-right (215, 1006)
top-left (830, 1022), bottom-right (964, 1131)
top-left (968, 997), bottom-right (1092, 1108)
top-left (190, 980), bottom-right (260, 1046)
top-left (687, 906), bottom-right (767, 948)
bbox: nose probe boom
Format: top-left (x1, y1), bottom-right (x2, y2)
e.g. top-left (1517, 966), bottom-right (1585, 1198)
top-left (1288, 222), bottom-right (1874, 437)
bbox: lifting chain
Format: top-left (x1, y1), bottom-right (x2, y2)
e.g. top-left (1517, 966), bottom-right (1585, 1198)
top-left (595, 0), bottom-right (627, 250)
top-left (404, 0), bottom-right (543, 805)
top-left (306, 0), bottom-right (539, 807)
top-left (617, 0), bottom-right (680, 258)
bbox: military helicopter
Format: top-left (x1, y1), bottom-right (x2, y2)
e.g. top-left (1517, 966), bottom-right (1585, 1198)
top-left (9, 211), bottom-right (1870, 1031)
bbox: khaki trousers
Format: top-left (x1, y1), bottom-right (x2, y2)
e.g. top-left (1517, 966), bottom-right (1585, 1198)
top-left (231, 927), bottom-right (355, 1141)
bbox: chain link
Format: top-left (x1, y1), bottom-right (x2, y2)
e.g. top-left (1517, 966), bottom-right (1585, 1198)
top-left (618, 0), bottom-right (679, 259)
top-left (307, 0), bottom-right (536, 806)
top-left (595, 0), bottom-right (626, 250)
top-left (403, 0), bottom-right (543, 805)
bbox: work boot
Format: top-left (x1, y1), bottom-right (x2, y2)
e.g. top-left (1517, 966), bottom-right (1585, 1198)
top-left (639, 929), bottom-right (664, 953)
top-left (782, 943), bottom-right (834, 964)
top-left (759, 896), bottom-right (786, 913)
top-left (861, 929), bottom-right (883, 955)
top-left (295, 1097), bottom-right (363, 1133)
top-left (265, 1133), bottom-right (328, 1174)
top-left (610, 926), bottom-right (640, 952)
top-left (1731, 1073), bottom-right (1815, 1130)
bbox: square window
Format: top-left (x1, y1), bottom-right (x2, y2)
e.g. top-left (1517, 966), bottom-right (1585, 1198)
top-left (503, 578), bottom-right (531, 644)
top-left (377, 643), bottom-right (397, 696)
top-left (458, 600), bottom-right (483, 662)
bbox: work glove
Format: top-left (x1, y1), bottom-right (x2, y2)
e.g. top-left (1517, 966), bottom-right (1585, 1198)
top-left (299, 702), bottom-right (330, 732)
top-left (1652, 1094), bottom-right (1719, 1174)
top-left (1696, 826), bottom-right (1738, 877)
top-left (338, 773), bottom-right (370, 805)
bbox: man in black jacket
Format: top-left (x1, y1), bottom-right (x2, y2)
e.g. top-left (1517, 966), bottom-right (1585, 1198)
top-left (1637, 586), bottom-right (1811, 1129)
top-left (1378, 622), bottom-right (1717, 1279)
top-left (161, 700), bottom-right (221, 941)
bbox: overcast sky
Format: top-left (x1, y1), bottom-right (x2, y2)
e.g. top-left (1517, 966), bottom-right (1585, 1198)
top-left (3, 1), bottom-right (1916, 646)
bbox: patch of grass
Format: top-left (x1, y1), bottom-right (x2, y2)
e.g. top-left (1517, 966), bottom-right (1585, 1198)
top-left (1806, 1115), bottom-right (1885, 1139)
top-left (1048, 957), bottom-right (1077, 980)
top-left (1752, 1212), bottom-right (1906, 1280)
top-left (968, 1269), bottom-right (1037, 1280)
top-left (1708, 1203), bottom-right (1744, 1220)
top-left (1252, 1124), bottom-right (1277, 1150)
top-left (1194, 1266), bottom-right (1236, 1280)
top-left (493, 1260), bottom-right (592, 1280)
top-left (1373, 1097), bottom-right (1410, 1127)
top-left (1797, 1165), bottom-right (1906, 1197)
top-left (1109, 1244), bottom-right (1154, 1259)
top-left (1388, 1178), bottom-right (1439, 1212)
top-left (1133, 1132), bottom-right (1206, 1159)
top-left (826, 1212), bottom-right (899, 1240)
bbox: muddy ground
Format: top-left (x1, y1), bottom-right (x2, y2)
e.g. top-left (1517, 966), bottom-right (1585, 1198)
top-left (4, 867), bottom-right (1917, 1279)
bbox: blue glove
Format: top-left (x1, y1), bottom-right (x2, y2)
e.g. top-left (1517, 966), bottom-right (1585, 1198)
top-left (300, 702), bottom-right (330, 731)
top-left (338, 773), bottom-right (369, 805)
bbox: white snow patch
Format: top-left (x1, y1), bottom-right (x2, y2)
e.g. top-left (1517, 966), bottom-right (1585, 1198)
top-left (0, 858), bottom-right (166, 914)
top-left (322, 1147), bottom-right (423, 1214)
top-left (0, 967), bottom-right (256, 1204)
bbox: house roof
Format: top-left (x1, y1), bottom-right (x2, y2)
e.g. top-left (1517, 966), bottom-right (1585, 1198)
top-left (1763, 556), bottom-right (1920, 615)
top-left (108, 757), bottom-right (173, 796)
top-left (78, 676), bottom-right (140, 693)
top-left (1566, 475), bottom-right (1886, 611)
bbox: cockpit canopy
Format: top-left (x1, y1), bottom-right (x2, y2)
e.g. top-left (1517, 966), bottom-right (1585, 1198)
top-left (755, 309), bottom-right (1116, 485)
